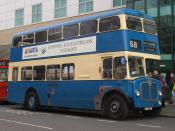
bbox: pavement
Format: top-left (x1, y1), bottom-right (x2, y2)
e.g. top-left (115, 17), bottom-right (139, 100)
top-left (160, 102), bottom-right (175, 118)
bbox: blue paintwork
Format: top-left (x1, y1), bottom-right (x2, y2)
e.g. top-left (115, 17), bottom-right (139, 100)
top-left (8, 8), bottom-right (162, 111)
top-left (8, 80), bottom-right (131, 109)
top-left (133, 78), bottom-right (162, 108)
top-left (8, 78), bottom-right (162, 109)
top-left (10, 30), bottom-right (159, 62)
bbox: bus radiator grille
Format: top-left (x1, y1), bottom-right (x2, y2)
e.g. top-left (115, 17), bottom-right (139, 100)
top-left (140, 82), bottom-right (158, 101)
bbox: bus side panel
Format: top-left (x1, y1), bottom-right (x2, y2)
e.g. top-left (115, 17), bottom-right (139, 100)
top-left (8, 80), bottom-right (132, 110)
top-left (8, 82), bottom-right (28, 104)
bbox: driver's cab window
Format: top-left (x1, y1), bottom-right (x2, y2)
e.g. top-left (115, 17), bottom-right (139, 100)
top-left (113, 57), bottom-right (127, 79)
top-left (145, 59), bottom-right (158, 74)
top-left (128, 56), bottom-right (145, 77)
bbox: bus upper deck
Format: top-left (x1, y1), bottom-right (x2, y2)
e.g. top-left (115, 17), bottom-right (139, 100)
top-left (11, 8), bottom-right (159, 62)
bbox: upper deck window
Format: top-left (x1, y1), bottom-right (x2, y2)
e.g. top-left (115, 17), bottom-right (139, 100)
top-left (126, 16), bottom-right (142, 31)
top-left (23, 34), bottom-right (35, 45)
top-left (143, 20), bottom-right (157, 34)
top-left (99, 16), bottom-right (120, 32)
top-left (13, 36), bottom-right (22, 47)
top-left (35, 31), bottom-right (47, 43)
top-left (63, 24), bottom-right (79, 39)
top-left (80, 20), bottom-right (97, 35)
top-left (48, 27), bottom-right (62, 41)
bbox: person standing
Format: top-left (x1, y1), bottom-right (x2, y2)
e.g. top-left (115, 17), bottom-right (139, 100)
top-left (169, 72), bottom-right (174, 104)
top-left (159, 74), bottom-right (166, 107)
top-left (153, 70), bottom-right (159, 80)
top-left (153, 70), bottom-right (165, 107)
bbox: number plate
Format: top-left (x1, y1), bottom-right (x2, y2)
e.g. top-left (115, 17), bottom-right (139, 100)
top-left (144, 107), bottom-right (153, 111)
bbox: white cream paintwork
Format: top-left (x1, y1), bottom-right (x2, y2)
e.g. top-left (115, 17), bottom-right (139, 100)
top-left (8, 51), bottom-right (160, 81)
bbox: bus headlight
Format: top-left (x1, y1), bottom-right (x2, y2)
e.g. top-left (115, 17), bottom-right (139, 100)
top-left (135, 90), bottom-right (141, 96)
top-left (158, 91), bottom-right (162, 96)
top-left (158, 100), bottom-right (162, 106)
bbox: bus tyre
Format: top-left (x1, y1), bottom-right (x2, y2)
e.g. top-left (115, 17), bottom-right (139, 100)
top-left (104, 94), bottom-right (128, 120)
top-left (26, 91), bottom-right (39, 111)
top-left (143, 107), bottom-right (162, 117)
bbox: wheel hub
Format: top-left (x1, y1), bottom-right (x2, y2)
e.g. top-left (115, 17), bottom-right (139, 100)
top-left (110, 100), bottom-right (120, 113)
top-left (29, 96), bottom-right (35, 107)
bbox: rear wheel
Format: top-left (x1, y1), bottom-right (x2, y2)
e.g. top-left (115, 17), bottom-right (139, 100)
top-left (103, 94), bottom-right (128, 120)
top-left (25, 91), bottom-right (39, 111)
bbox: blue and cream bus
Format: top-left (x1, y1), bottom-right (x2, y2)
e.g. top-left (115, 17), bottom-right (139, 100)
top-left (8, 8), bottom-right (162, 120)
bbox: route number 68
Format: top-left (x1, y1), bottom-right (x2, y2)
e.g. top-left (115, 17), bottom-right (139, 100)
top-left (130, 40), bottom-right (138, 49)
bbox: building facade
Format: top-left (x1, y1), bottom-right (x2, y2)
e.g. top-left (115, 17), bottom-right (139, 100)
top-left (0, 0), bottom-right (174, 77)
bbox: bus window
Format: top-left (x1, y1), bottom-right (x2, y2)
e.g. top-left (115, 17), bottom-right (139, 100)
top-left (113, 57), bottom-right (127, 79)
top-left (143, 20), bottom-right (157, 34)
top-left (13, 36), bottom-right (22, 47)
top-left (35, 31), bottom-right (47, 43)
top-left (33, 66), bottom-right (45, 80)
top-left (48, 27), bottom-right (62, 41)
top-left (126, 16), bottom-right (142, 31)
top-left (47, 64), bottom-right (60, 80)
top-left (128, 56), bottom-right (144, 77)
top-left (61, 64), bottom-right (75, 80)
top-left (21, 66), bottom-right (32, 80)
top-left (63, 24), bottom-right (79, 39)
top-left (145, 59), bottom-right (158, 74)
top-left (80, 20), bottom-right (97, 35)
top-left (12, 68), bottom-right (18, 81)
top-left (23, 33), bottom-right (34, 45)
top-left (0, 68), bottom-right (8, 81)
top-left (99, 16), bottom-right (120, 32)
top-left (102, 58), bottom-right (112, 79)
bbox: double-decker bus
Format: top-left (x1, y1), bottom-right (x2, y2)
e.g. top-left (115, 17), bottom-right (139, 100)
top-left (8, 8), bottom-right (162, 120)
top-left (0, 59), bottom-right (8, 102)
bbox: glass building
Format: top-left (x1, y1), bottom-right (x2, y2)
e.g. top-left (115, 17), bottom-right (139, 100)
top-left (126, 0), bottom-right (175, 79)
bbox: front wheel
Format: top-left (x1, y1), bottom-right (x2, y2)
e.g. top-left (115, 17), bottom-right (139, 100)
top-left (103, 94), bottom-right (128, 120)
top-left (25, 91), bottom-right (39, 111)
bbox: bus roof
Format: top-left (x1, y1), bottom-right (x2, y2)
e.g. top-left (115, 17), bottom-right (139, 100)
top-left (15, 8), bottom-right (153, 36)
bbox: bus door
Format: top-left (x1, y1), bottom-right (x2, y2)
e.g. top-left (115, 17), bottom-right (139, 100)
top-left (47, 83), bottom-right (57, 106)
top-left (102, 57), bottom-right (113, 79)
top-left (46, 64), bottom-right (60, 106)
